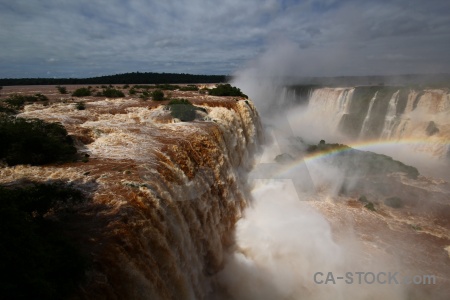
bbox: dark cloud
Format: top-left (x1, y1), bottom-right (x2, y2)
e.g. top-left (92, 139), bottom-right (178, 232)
top-left (0, 0), bottom-right (449, 77)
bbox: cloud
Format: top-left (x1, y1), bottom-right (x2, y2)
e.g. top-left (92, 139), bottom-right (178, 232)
top-left (0, 0), bottom-right (449, 77)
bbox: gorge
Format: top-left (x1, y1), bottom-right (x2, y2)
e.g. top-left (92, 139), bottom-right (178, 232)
top-left (0, 83), bottom-right (449, 299)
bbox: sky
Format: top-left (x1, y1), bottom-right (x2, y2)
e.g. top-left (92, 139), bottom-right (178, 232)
top-left (0, 0), bottom-right (449, 78)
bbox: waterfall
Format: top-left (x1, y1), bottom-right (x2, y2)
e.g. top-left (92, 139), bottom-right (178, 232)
top-left (380, 91), bottom-right (400, 139)
top-left (308, 88), bottom-right (355, 130)
top-left (15, 98), bottom-right (263, 299)
top-left (359, 91), bottom-right (378, 139)
top-left (300, 86), bottom-right (450, 159)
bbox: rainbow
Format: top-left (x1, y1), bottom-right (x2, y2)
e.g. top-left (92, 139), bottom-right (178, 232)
top-left (268, 138), bottom-right (450, 179)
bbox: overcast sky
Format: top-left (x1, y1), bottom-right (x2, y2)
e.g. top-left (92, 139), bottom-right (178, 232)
top-left (1, 0), bottom-right (449, 78)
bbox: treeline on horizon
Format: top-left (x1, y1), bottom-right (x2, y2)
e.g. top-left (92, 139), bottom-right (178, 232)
top-left (0, 72), bottom-right (228, 86)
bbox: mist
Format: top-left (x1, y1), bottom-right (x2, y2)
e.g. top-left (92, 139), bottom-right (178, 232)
top-left (219, 39), bottom-right (450, 299)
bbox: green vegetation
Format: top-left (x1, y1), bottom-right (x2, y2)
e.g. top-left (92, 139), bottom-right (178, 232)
top-left (364, 202), bottom-right (376, 211)
top-left (306, 140), bottom-right (419, 179)
top-left (101, 88), bottom-right (125, 98)
top-left (123, 84), bottom-right (130, 89)
top-left (71, 87), bottom-right (91, 97)
top-left (56, 85), bottom-right (67, 94)
top-left (426, 121), bottom-right (439, 136)
top-left (384, 196), bottom-right (403, 208)
top-left (208, 84), bottom-right (248, 98)
top-left (152, 89), bottom-right (164, 101)
top-left (180, 85), bottom-right (199, 91)
top-left (0, 182), bottom-right (87, 299)
top-left (167, 99), bottom-right (200, 122)
top-left (2, 93), bottom-right (48, 109)
top-left (0, 115), bottom-right (76, 166)
top-left (358, 195), bottom-right (369, 204)
top-left (139, 90), bottom-right (150, 100)
top-left (75, 101), bottom-right (86, 110)
top-left (0, 105), bottom-right (17, 115)
top-left (359, 195), bottom-right (376, 211)
top-left (0, 72), bottom-right (227, 86)
top-left (411, 224), bottom-right (422, 231)
top-left (156, 84), bottom-right (180, 90)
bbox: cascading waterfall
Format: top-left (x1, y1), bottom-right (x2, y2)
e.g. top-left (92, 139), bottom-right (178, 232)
top-left (307, 88), bottom-right (355, 130)
top-left (359, 91), bottom-right (379, 139)
top-left (8, 97), bottom-right (263, 299)
top-left (380, 91), bottom-right (400, 139)
top-left (303, 86), bottom-right (450, 159)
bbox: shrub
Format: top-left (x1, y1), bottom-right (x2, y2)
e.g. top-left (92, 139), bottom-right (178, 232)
top-left (167, 99), bottom-right (198, 121)
top-left (75, 101), bottom-right (86, 110)
top-left (71, 87), bottom-right (91, 97)
top-left (358, 195), bottom-right (369, 204)
top-left (208, 84), bottom-right (248, 98)
top-left (3, 93), bottom-right (49, 109)
top-left (0, 115), bottom-right (77, 165)
top-left (0, 182), bottom-right (87, 299)
top-left (364, 202), bottom-right (376, 211)
top-left (56, 85), bottom-right (67, 94)
top-left (4, 95), bottom-right (25, 108)
top-left (411, 224), bottom-right (422, 231)
top-left (102, 88), bottom-right (125, 98)
top-left (123, 84), bottom-right (130, 89)
top-left (140, 91), bottom-right (150, 100)
top-left (426, 121), bottom-right (439, 136)
top-left (0, 105), bottom-right (17, 115)
top-left (152, 89), bottom-right (164, 101)
top-left (129, 88), bottom-right (137, 95)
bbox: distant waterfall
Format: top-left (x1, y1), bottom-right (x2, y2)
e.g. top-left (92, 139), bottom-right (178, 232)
top-left (380, 91), bottom-right (400, 139)
top-left (304, 86), bottom-right (450, 159)
top-left (308, 88), bottom-right (355, 129)
top-left (359, 92), bottom-right (378, 139)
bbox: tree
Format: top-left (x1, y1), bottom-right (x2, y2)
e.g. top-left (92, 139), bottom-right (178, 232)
top-left (56, 85), bottom-right (67, 94)
top-left (101, 88), bottom-right (125, 98)
top-left (167, 99), bottom-right (198, 121)
top-left (152, 89), bottom-right (164, 101)
top-left (75, 101), bottom-right (86, 110)
top-left (71, 87), bottom-right (91, 97)
top-left (208, 84), bottom-right (248, 98)
top-left (3, 94), bottom-right (48, 109)
top-left (0, 115), bottom-right (77, 166)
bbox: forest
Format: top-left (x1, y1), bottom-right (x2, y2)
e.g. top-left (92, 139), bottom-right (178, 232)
top-left (0, 72), bottom-right (227, 86)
